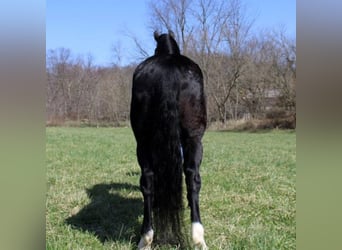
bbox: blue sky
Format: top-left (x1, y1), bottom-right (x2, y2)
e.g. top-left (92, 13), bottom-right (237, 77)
top-left (46, 0), bottom-right (296, 66)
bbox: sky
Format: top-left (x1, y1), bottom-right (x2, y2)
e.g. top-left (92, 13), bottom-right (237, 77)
top-left (46, 0), bottom-right (296, 66)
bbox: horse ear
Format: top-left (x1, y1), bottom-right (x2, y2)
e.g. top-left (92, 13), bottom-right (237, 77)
top-left (154, 31), bottom-right (160, 41)
top-left (168, 30), bottom-right (175, 39)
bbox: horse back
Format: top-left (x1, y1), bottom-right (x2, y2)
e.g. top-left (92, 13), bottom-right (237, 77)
top-left (131, 55), bottom-right (207, 138)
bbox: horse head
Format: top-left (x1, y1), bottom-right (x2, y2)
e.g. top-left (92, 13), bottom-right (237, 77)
top-left (154, 30), bottom-right (180, 56)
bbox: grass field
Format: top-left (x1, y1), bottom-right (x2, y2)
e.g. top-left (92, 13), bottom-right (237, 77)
top-left (46, 127), bottom-right (296, 250)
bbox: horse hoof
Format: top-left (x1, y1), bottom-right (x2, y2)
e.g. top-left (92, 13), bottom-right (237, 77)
top-left (138, 229), bottom-right (154, 250)
top-left (194, 242), bottom-right (208, 250)
top-left (192, 222), bottom-right (208, 250)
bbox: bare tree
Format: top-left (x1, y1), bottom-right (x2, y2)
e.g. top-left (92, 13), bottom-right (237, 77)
top-left (235, 28), bottom-right (296, 120)
top-left (271, 29), bottom-right (296, 112)
top-left (148, 0), bottom-right (255, 123)
top-left (193, 0), bottom-right (254, 122)
top-left (149, 0), bottom-right (194, 54)
top-left (46, 1), bottom-right (295, 128)
top-left (46, 48), bottom-right (73, 123)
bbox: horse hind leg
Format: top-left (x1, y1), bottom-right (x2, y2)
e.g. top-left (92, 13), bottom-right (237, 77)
top-left (138, 229), bottom-right (154, 250)
top-left (183, 137), bottom-right (208, 249)
top-left (192, 222), bottom-right (207, 250)
top-left (138, 168), bottom-right (154, 250)
top-left (137, 146), bottom-right (154, 250)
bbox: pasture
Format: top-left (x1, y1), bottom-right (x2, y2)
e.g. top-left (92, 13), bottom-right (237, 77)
top-left (46, 127), bottom-right (296, 249)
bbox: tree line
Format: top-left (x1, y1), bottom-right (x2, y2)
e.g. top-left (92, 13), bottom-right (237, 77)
top-left (46, 0), bottom-right (295, 128)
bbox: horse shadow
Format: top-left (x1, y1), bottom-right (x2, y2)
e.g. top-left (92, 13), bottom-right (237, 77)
top-left (65, 182), bottom-right (142, 244)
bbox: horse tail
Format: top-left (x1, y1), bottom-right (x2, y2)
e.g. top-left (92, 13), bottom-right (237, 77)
top-left (151, 72), bottom-right (184, 245)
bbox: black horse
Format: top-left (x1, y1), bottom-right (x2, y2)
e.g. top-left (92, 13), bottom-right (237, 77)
top-left (130, 31), bottom-right (207, 250)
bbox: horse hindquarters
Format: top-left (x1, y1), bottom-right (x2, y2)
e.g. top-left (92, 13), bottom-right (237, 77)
top-left (131, 66), bottom-right (184, 249)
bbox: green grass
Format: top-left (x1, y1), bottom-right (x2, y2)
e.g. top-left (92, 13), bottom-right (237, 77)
top-left (46, 127), bottom-right (296, 249)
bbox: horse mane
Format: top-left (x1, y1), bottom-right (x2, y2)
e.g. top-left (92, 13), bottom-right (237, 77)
top-left (154, 30), bottom-right (180, 56)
